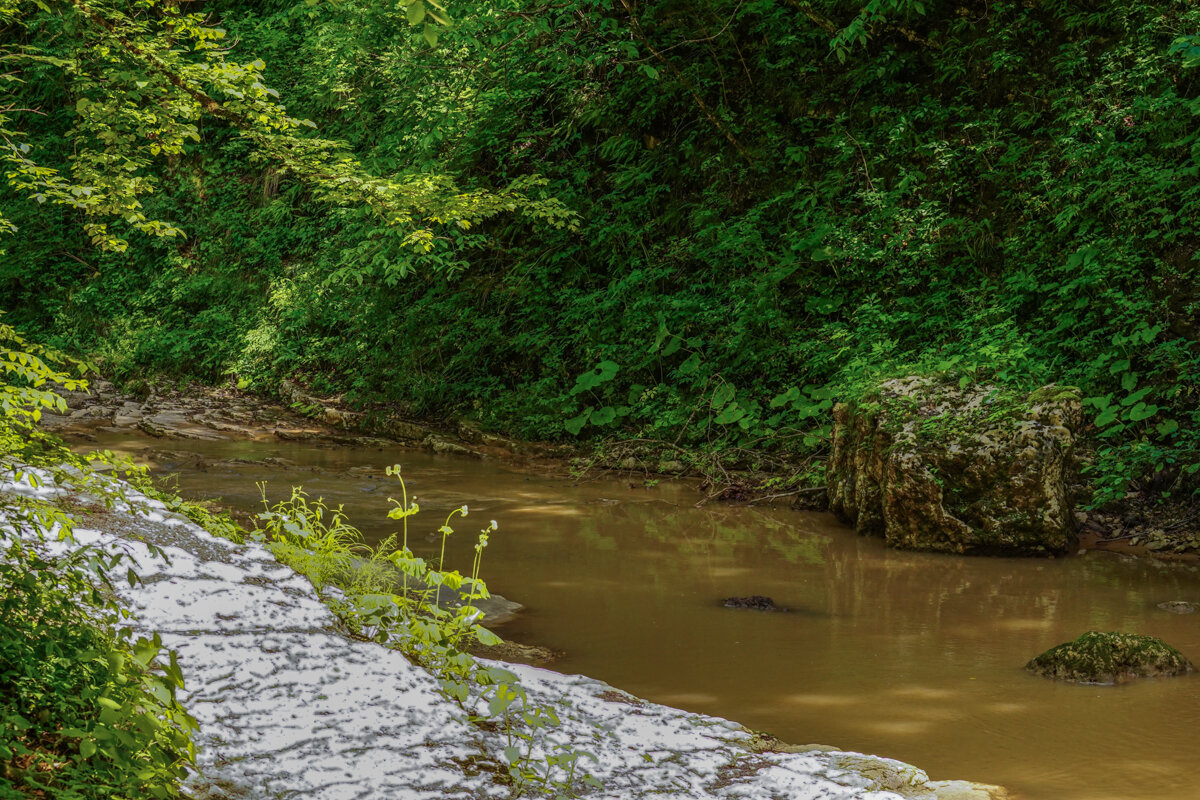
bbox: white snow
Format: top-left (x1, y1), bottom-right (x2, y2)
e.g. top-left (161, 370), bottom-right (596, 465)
top-left (0, 464), bottom-right (1004, 800)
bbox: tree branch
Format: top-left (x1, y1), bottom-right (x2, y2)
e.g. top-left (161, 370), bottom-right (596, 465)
top-left (617, 0), bottom-right (752, 163)
top-left (778, 0), bottom-right (838, 36)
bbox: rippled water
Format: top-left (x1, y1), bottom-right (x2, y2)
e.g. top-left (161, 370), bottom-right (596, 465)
top-left (80, 433), bottom-right (1200, 800)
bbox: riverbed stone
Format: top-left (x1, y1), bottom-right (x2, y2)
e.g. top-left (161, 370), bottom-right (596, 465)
top-left (425, 435), bottom-right (483, 458)
top-left (1025, 631), bottom-right (1194, 684)
top-left (1157, 600), bottom-right (1198, 614)
top-left (278, 378), bottom-right (361, 428)
top-left (383, 418), bottom-right (438, 441)
top-left (827, 376), bottom-right (1081, 555)
top-left (466, 639), bottom-right (562, 666)
top-left (723, 595), bottom-right (779, 611)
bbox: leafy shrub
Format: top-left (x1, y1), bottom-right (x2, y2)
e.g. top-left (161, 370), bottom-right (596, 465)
top-left (254, 468), bottom-right (597, 795)
top-left (0, 504), bottom-right (196, 800)
top-left (0, 320), bottom-right (195, 798)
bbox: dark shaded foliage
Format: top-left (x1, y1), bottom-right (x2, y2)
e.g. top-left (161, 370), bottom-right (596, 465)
top-left (4, 0), bottom-right (1199, 505)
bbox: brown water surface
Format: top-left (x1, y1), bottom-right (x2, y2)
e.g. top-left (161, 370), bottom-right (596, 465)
top-left (82, 433), bottom-right (1200, 800)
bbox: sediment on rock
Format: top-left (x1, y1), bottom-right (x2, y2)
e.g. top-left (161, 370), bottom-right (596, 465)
top-left (827, 376), bottom-right (1082, 556)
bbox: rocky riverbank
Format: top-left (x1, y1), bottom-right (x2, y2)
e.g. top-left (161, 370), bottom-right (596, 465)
top-left (40, 378), bottom-right (1200, 560)
top-left (3, 462), bottom-right (1007, 800)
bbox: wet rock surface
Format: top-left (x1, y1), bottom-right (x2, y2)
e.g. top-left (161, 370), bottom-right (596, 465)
top-left (828, 377), bottom-right (1082, 556)
top-left (465, 639), bottom-right (563, 667)
top-left (1025, 631), bottom-right (1195, 684)
top-left (1158, 600), bottom-right (1198, 614)
top-left (38, 378), bottom-right (567, 464)
top-left (40, 381), bottom-right (327, 442)
top-left (279, 379), bottom-right (569, 461)
top-left (1076, 505), bottom-right (1200, 558)
top-left (4, 466), bottom-right (1007, 800)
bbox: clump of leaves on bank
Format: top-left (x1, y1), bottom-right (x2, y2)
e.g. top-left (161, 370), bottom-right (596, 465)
top-left (0, 319), bottom-right (196, 798)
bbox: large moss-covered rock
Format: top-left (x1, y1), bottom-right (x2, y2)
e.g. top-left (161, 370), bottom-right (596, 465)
top-left (827, 377), bottom-right (1081, 555)
top-left (1026, 632), bottom-right (1194, 684)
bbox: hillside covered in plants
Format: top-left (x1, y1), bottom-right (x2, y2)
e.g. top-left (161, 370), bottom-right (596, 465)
top-left (4, 0), bottom-right (1200, 506)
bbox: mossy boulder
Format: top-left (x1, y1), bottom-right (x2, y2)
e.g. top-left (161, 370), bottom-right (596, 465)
top-left (827, 376), bottom-right (1081, 555)
top-left (1025, 631), bottom-right (1194, 684)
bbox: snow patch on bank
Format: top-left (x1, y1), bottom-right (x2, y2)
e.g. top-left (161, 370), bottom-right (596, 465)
top-left (1, 466), bottom-right (1004, 800)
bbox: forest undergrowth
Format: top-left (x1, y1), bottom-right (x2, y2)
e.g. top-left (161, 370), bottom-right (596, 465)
top-left (4, 0), bottom-right (1200, 512)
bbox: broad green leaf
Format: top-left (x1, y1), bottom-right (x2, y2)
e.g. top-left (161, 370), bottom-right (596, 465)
top-left (133, 640), bottom-right (160, 667)
top-left (490, 693), bottom-right (515, 717)
top-left (1128, 403), bottom-right (1158, 422)
top-left (714, 404), bottom-right (745, 424)
top-left (771, 387), bottom-right (800, 408)
top-left (564, 408), bottom-right (592, 435)
top-left (1120, 387), bottom-right (1151, 407)
top-left (677, 352), bottom-right (702, 375)
top-left (572, 361), bottom-right (620, 394)
top-left (804, 295), bottom-right (841, 315)
top-left (711, 384), bottom-right (735, 409)
top-left (589, 406), bottom-right (617, 426)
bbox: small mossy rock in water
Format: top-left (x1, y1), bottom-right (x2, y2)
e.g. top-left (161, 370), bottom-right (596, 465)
top-left (1025, 631), bottom-right (1194, 684)
top-left (827, 376), bottom-right (1082, 555)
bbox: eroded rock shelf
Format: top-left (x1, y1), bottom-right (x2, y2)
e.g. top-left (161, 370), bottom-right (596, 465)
top-left (3, 466), bottom-right (1004, 800)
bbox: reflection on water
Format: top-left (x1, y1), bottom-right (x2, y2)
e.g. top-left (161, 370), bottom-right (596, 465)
top-left (81, 434), bottom-right (1200, 800)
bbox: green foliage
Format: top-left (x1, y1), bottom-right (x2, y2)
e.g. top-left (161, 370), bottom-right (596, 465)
top-left (0, 325), bottom-right (195, 798)
top-left (0, 313), bottom-right (89, 430)
top-left (0, 507), bottom-right (196, 799)
top-left (254, 468), bottom-right (595, 795)
top-left (6, 0), bottom-right (1200, 506)
top-left (1, 0), bottom-right (573, 256)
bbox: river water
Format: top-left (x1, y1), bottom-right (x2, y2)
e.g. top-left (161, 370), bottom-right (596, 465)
top-left (81, 433), bottom-right (1200, 800)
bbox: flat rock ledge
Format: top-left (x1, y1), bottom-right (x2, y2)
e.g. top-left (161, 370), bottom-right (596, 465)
top-left (3, 466), bottom-right (1005, 800)
top-left (828, 377), bottom-right (1081, 556)
top-left (1025, 631), bottom-right (1195, 685)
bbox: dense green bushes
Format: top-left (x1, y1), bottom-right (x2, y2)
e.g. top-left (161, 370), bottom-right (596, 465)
top-left (0, 323), bottom-right (195, 798)
top-left (0, 512), bottom-right (195, 800)
top-left (4, 0), bottom-right (1199, 504)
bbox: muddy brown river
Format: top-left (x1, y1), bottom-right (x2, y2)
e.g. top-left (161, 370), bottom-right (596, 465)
top-left (79, 433), bottom-right (1200, 800)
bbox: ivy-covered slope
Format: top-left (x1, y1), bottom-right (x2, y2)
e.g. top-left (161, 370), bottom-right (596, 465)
top-left (4, 0), bottom-right (1200, 504)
